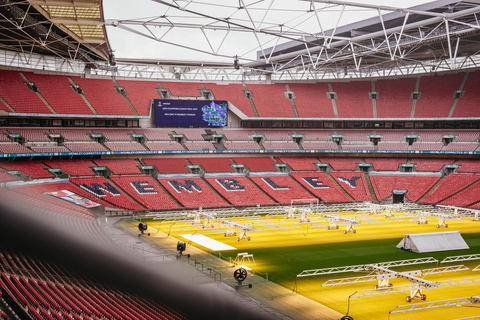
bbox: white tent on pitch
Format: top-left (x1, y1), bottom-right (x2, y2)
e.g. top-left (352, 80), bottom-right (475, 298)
top-left (397, 231), bottom-right (469, 253)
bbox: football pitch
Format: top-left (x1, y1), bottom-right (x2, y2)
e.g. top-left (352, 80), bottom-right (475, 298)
top-left (122, 205), bottom-right (480, 320)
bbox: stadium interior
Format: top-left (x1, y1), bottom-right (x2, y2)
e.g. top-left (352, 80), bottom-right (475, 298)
top-left (1, 0), bottom-right (480, 319)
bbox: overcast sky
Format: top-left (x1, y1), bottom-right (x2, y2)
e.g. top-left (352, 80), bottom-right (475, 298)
top-left (103, 0), bottom-right (433, 64)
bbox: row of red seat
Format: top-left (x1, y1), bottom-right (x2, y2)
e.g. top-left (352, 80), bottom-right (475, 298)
top-left (1, 70), bottom-right (479, 117)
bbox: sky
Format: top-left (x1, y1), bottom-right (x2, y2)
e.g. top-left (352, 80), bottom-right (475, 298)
top-left (103, 0), bottom-right (434, 65)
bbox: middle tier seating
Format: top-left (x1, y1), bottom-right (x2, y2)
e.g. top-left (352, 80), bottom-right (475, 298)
top-left (187, 157), bottom-right (234, 173)
top-left (70, 176), bottom-right (144, 210)
top-left (142, 158), bottom-right (190, 173)
top-left (410, 158), bottom-right (454, 172)
top-left (0, 161), bottom-right (53, 179)
top-left (43, 160), bottom-right (96, 176)
top-left (93, 159), bottom-right (142, 175)
top-left (318, 157), bottom-right (360, 170)
top-left (231, 157), bottom-right (277, 171)
top-left (276, 157), bottom-right (319, 171)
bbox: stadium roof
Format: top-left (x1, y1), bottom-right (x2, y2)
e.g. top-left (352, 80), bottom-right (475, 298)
top-left (1, 0), bottom-right (480, 80)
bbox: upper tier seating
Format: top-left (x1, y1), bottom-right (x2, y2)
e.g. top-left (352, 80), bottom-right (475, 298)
top-left (158, 177), bottom-right (229, 209)
top-left (43, 160), bottom-right (95, 176)
top-left (0, 161), bottom-right (53, 179)
top-left (70, 176), bottom-right (143, 210)
top-left (93, 159), bottom-right (141, 175)
top-left (160, 82), bottom-right (201, 97)
top-left (410, 158), bottom-right (454, 171)
top-left (330, 171), bottom-right (371, 201)
top-left (187, 157), bottom-right (234, 172)
top-left (414, 73), bottom-right (464, 118)
top-left (290, 172), bottom-right (351, 202)
top-left (231, 157), bottom-right (277, 171)
top-left (375, 78), bottom-right (416, 118)
top-left (0, 70), bottom-right (52, 114)
top-left (142, 158), bottom-right (190, 173)
top-left (457, 159), bottom-right (480, 173)
top-left (318, 157), bottom-right (359, 170)
top-left (116, 79), bottom-right (160, 116)
top-left (452, 70), bottom-right (480, 117)
top-left (277, 157), bottom-right (319, 171)
top-left (110, 175), bottom-right (180, 210)
top-left (439, 180), bottom-right (480, 207)
top-left (49, 128), bottom-right (93, 141)
top-left (249, 175), bottom-right (314, 205)
top-left (71, 77), bottom-right (134, 115)
top-left (248, 84), bottom-right (294, 117)
top-left (207, 83), bottom-right (255, 117)
top-left (421, 173), bottom-right (480, 204)
top-left (205, 176), bottom-right (276, 207)
top-left (332, 81), bottom-right (373, 118)
top-left (288, 83), bottom-right (335, 118)
top-left (370, 174), bottom-right (440, 202)
top-left (24, 72), bottom-right (93, 115)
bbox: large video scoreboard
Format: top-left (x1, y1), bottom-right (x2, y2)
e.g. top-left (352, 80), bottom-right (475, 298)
top-left (154, 99), bottom-right (228, 127)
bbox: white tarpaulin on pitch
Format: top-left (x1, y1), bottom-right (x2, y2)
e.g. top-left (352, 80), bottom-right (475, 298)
top-left (396, 231), bottom-right (469, 253)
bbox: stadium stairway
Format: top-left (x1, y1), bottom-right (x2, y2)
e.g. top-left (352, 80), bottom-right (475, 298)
top-left (285, 84), bottom-right (299, 117)
top-left (436, 178), bottom-right (480, 205)
top-left (325, 172), bottom-right (355, 202)
top-left (416, 174), bottom-right (447, 203)
top-left (112, 78), bottom-right (140, 116)
top-left (67, 77), bottom-right (98, 115)
top-left (363, 172), bottom-right (379, 203)
top-left (20, 73), bottom-right (56, 114)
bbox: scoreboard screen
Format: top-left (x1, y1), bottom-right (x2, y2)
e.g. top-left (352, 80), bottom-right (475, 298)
top-left (154, 99), bottom-right (227, 127)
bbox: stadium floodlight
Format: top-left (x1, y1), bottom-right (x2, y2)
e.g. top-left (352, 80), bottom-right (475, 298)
top-left (138, 222), bottom-right (150, 236)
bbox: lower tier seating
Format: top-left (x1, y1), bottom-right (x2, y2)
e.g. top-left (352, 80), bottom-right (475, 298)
top-left (249, 175), bottom-right (314, 205)
top-left (420, 173), bottom-right (480, 204)
top-left (370, 174), bottom-right (440, 202)
top-left (290, 172), bottom-right (351, 202)
top-left (157, 177), bottom-right (229, 209)
top-left (330, 171), bottom-right (371, 201)
top-left (205, 176), bottom-right (276, 207)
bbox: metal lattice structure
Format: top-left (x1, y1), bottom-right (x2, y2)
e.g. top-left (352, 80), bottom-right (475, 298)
top-left (1, 0), bottom-right (480, 80)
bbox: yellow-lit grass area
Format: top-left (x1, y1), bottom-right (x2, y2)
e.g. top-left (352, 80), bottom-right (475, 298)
top-left (130, 212), bottom-right (480, 320)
